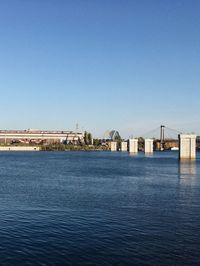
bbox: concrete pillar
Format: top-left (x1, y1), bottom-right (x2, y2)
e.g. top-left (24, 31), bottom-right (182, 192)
top-left (179, 134), bottom-right (196, 160)
top-left (120, 141), bottom-right (127, 151)
top-left (110, 141), bottom-right (117, 152)
top-left (145, 139), bottom-right (154, 153)
top-left (128, 139), bottom-right (138, 153)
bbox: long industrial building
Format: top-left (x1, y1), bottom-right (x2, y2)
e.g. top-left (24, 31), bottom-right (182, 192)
top-left (0, 129), bottom-right (84, 145)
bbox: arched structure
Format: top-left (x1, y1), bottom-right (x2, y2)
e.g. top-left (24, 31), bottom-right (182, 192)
top-left (103, 130), bottom-right (121, 141)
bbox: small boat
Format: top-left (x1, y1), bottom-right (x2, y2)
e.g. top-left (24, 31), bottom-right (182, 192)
top-left (171, 147), bottom-right (179, 151)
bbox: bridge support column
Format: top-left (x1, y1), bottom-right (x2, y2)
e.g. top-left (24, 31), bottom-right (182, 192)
top-left (120, 141), bottom-right (127, 151)
top-left (110, 141), bottom-right (117, 152)
top-left (179, 134), bottom-right (196, 160)
top-left (145, 139), bottom-right (154, 154)
top-left (128, 139), bottom-right (138, 153)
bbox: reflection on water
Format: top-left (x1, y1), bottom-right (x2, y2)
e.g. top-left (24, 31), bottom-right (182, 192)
top-left (144, 153), bottom-right (154, 158)
top-left (129, 152), bottom-right (138, 157)
top-left (179, 161), bottom-right (197, 185)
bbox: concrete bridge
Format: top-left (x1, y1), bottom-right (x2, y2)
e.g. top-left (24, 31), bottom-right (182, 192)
top-left (110, 125), bottom-right (198, 160)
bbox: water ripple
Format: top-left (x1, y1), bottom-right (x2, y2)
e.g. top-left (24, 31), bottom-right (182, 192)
top-left (0, 151), bottom-right (199, 265)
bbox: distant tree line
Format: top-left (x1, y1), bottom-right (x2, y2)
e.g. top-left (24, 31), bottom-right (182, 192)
top-left (84, 131), bottom-right (93, 145)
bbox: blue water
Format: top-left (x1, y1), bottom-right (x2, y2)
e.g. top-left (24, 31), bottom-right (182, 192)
top-left (0, 151), bottom-right (199, 266)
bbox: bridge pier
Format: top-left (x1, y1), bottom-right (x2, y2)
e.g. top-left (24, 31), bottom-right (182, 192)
top-left (121, 141), bottom-right (127, 151)
top-left (110, 141), bottom-right (117, 151)
top-left (179, 134), bottom-right (196, 160)
top-left (128, 139), bottom-right (138, 153)
top-left (145, 139), bottom-right (154, 153)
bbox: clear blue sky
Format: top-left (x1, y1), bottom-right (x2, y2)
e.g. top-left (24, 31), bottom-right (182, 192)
top-left (0, 0), bottom-right (200, 138)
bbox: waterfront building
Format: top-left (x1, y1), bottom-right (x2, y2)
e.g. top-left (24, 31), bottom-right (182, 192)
top-left (0, 129), bottom-right (84, 145)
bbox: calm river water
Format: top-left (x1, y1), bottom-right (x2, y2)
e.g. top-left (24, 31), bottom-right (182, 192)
top-left (0, 151), bottom-right (199, 265)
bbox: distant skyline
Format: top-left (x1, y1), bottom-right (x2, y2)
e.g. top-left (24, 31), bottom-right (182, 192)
top-left (0, 0), bottom-right (200, 138)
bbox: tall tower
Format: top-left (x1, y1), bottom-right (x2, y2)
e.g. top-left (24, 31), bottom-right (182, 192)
top-left (160, 125), bottom-right (165, 151)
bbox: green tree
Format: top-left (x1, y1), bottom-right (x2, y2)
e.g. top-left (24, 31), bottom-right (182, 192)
top-left (88, 133), bottom-right (93, 145)
top-left (84, 131), bottom-right (89, 145)
top-left (93, 139), bottom-right (101, 146)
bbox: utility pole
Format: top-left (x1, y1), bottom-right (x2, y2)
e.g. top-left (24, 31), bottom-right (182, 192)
top-left (76, 123), bottom-right (79, 132)
top-left (160, 125), bottom-right (165, 151)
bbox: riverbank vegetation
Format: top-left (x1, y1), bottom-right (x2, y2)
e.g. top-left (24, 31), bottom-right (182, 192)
top-left (40, 143), bottom-right (109, 151)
